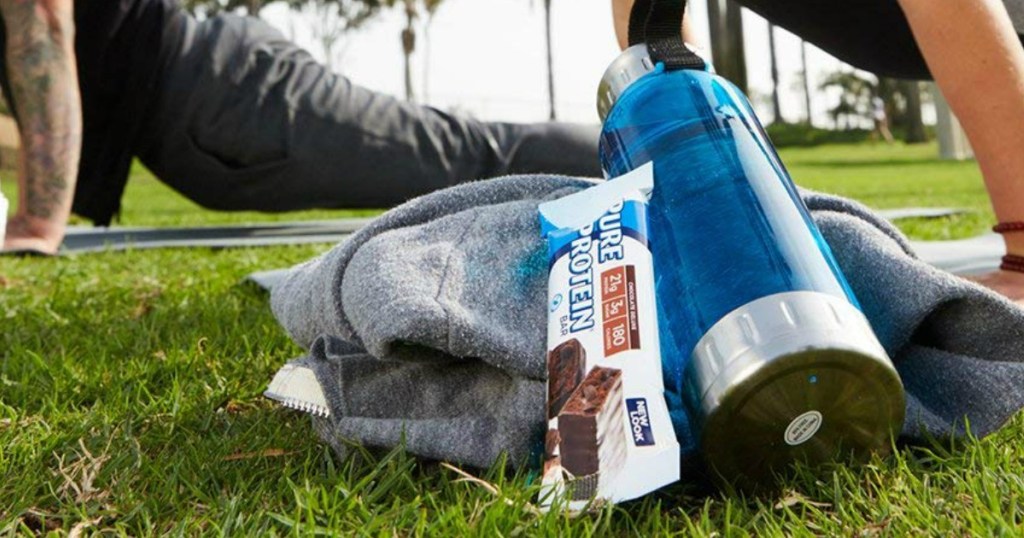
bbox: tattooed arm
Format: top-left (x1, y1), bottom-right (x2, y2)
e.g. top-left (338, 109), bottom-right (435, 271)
top-left (1, 0), bottom-right (80, 254)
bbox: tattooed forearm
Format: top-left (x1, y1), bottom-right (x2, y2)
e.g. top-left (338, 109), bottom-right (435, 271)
top-left (1, 0), bottom-right (80, 222)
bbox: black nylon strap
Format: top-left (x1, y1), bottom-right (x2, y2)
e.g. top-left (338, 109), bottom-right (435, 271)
top-left (628, 0), bottom-right (705, 70)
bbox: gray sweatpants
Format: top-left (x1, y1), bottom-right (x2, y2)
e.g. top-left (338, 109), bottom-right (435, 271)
top-left (137, 15), bottom-right (601, 212)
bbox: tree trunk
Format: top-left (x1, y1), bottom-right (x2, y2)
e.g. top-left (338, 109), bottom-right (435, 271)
top-left (422, 15), bottom-right (433, 103)
top-left (932, 82), bottom-right (973, 160)
top-left (707, 0), bottom-right (748, 93)
top-left (800, 40), bottom-right (813, 125)
top-left (901, 79), bottom-right (927, 144)
top-left (768, 23), bottom-right (781, 124)
top-left (402, 0), bottom-right (417, 102)
top-left (544, 0), bottom-right (556, 120)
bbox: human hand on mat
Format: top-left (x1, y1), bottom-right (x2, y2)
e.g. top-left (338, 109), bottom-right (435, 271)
top-left (3, 214), bottom-right (62, 255)
top-left (969, 270), bottom-right (1024, 306)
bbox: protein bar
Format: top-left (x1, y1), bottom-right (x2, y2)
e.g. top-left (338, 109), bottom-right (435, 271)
top-left (537, 163), bottom-right (679, 509)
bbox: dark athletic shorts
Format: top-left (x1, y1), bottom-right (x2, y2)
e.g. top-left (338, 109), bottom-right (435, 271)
top-left (740, 0), bottom-right (1024, 80)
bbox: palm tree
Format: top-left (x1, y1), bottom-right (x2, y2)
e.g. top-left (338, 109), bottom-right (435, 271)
top-left (767, 23), bottom-right (781, 124)
top-left (182, 0), bottom-right (264, 16)
top-left (400, 0), bottom-right (417, 102)
top-left (800, 40), bottom-right (813, 126)
top-left (706, 0), bottom-right (748, 93)
top-left (384, 0), bottom-right (447, 102)
top-left (900, 80), bottom-right (927, 144)
top-left (524, 0), bottom-right (557, 120)
top-left (420, 0), bottom-right (444, 102)
top-left (302, 1), bottom-right (379, 71)
top-left (819, 70), bottom-right (875, 129)
top-left (183, 0), bottom-right (447, 104)
top-left (543, 0), bottom-right (556, 120)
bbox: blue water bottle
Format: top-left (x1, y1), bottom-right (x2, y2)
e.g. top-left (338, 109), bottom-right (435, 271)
top-left (596, 7), bottom-right (905, 487)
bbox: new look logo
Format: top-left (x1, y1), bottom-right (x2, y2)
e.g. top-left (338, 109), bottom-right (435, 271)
top-left (626, 398), bottom-right (655, 446)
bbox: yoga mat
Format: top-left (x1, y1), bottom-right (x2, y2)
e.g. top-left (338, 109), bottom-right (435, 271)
top-left (876, 207), bottom-right (966, 221)
top-left (45, 207), bottom-right (963, 254)
top-left (57, 219), bottom-right (372, 253)
top-left (4, 207), bottom-right (990, 287)
top-left (912, 233), bottom-right (1004, 276)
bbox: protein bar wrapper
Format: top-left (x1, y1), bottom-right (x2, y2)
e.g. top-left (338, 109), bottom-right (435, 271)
top-left (537, 163), bottom-right (679, 510)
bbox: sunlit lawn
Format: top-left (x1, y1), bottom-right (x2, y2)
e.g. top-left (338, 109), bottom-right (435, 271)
top-left (4, 142), bottom-right (1021, 535)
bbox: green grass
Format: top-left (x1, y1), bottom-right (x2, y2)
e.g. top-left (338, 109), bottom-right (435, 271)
top-left (3, 142), bottom-right (1021, 535)
top-left (784, 142), bottom-right (993, 241)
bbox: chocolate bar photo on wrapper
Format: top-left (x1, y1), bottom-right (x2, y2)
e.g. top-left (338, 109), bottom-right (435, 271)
top-left (548, 339), bottom-right (587, 419)
top-left (558, 367), bottom-right (627, 500)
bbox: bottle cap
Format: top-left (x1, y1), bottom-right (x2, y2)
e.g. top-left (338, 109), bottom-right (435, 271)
top-left (683, 291), bottom-right (905, 489)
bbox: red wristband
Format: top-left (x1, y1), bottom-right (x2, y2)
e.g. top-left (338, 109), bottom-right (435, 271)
top-left (993, 222), bottom-right (1024, 234)
top-left (1001, 254), bottom-right (1024, 274)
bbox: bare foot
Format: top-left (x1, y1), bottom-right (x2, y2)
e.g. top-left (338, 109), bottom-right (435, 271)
top-left (966, 270), bottom-right (1024, 306)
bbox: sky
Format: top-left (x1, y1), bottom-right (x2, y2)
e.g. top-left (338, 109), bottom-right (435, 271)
top-left (260, 0), bottom-right (924, 126)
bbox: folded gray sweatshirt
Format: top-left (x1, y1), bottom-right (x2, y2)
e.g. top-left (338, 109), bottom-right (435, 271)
top-left (270, 174), bottom-right (1024, 471)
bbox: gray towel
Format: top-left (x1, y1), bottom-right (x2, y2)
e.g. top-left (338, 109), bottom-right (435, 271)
top-left (270, 175), bottom-right (1024, 471)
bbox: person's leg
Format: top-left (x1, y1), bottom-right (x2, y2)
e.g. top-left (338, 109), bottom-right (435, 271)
top-left (898, 0), bottom-right (1024, 229)
top-left (895, 0), bottom-right (1024, 302)
top-left (740, 0), bottom-right (1024, 302)
top-left (139, 15), bottom-right (600, 213)
top-left (878, 119), bottom-right (894, 145)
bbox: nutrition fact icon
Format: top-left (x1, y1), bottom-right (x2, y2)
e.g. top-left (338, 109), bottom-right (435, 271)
top-left (601, 265), bottom-right (642, 356)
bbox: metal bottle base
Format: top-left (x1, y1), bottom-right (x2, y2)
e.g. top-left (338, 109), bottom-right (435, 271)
top-left (683, 291), bottom-right (905, 489)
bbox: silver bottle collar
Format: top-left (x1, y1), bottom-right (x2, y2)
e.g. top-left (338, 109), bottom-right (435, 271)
top-left (596, 43), bottom-right (710, 122)
top-left (597, 45), bottom-right (657, 122)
